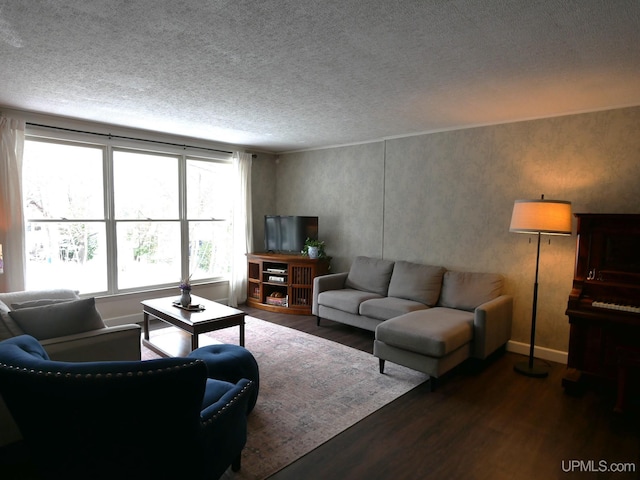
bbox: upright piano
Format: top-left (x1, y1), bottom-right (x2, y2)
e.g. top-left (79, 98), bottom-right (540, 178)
top-left (563, 214), bottom-right (640, 393)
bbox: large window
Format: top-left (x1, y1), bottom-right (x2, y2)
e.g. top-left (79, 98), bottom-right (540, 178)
top-left (23, 140), bottom-right (108, 293)
top-left (22, 136), bottom-right (233, 295)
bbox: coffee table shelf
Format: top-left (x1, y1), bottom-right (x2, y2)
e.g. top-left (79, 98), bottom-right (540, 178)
top-left (144, 325), bottom-right (224, 357)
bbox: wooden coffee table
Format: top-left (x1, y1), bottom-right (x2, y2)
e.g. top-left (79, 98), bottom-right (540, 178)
top-left (141, 295), bottom-right (245, 358)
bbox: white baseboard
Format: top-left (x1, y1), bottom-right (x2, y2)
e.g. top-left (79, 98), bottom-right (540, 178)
top-left (506, 340), bottom-right (568, 365)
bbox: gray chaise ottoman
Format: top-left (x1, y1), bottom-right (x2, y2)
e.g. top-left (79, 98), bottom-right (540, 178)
top-left (375, 307), bottom-right (474, 390)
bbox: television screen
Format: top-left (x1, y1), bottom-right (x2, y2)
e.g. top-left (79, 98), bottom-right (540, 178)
top-left (265, 216), bottom-right (318, 253)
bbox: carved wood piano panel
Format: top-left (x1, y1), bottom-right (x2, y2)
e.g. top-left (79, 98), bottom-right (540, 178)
top-left (563, 214), bottom-right (640, 392)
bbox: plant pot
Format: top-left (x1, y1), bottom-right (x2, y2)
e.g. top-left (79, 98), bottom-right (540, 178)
top-left (307, 246), bottom-right (319, 259)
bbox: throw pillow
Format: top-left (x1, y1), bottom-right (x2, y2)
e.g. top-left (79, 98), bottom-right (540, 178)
top-left (439, 271), bottom-right (504, 311)
top-left (387, 261), bottom-right (445, 306)
top-left (8, 297), bottom-right (106, 340)
top-left (345, 256), bottom-right (395, 296)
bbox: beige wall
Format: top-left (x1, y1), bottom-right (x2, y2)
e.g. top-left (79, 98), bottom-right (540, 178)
top-left (250, 153), bottom-right (279, 253)
top-left (271, 143), bottom-right (385, 267)
top-left (269, 107), bottom-right (640, 354)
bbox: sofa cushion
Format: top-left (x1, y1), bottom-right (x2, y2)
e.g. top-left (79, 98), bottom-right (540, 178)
top-left (375, 308), bottom-right (474, 357)
top-left (438, 271), bottom-right (504, 312)
top-left (359, 297), bottom-right (429, 321)
top-left (8, 297), bottom-right (106, 340)
top-left (0, 300), bottom-right (24, 341)
top-left (344, 256), bottom-right (395, 296)
top-left (387, 261), bottom-right (445, 306)
top-left (317, 289), bottom-right (382, 315)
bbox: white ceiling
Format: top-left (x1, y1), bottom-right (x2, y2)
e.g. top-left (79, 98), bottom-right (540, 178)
top-left (1, 0), bottom-right (639, 153)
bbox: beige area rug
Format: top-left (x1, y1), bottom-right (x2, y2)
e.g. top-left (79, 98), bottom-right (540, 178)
top-left (142, 316), bottom-right (428, 480)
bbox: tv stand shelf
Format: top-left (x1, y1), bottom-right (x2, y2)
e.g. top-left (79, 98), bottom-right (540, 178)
top-left (247, 253), bottom-right (330, 315)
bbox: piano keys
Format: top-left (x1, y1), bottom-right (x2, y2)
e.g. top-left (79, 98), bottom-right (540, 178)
top-left (591, 301), bottom-right (640, 314)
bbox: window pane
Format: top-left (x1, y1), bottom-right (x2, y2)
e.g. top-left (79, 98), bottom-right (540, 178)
top-left (117, 222), bottom-right (180, 289)
top-left (188, 221), bottom-right (232, 280)
top-left (187, 159), bottom-right (233, 220)
top-left (23, 141), bottom-right (104, 219)
top-left (113, 151), bottom-right (179, 219)
top-left (25, 222), bottom-right (107, 293)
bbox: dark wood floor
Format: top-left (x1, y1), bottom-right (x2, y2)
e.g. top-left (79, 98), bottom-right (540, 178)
top-left (242, 307), bottom-right (640, 480)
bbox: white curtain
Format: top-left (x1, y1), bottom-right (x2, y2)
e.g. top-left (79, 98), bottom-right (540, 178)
top-left (0, 115), bottom-right (26, 292)
top-left (228, 151), bottom-right (253, 307)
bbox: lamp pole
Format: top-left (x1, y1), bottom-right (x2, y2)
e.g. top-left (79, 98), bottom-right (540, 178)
top-left (515, 229), bottom-right (548, 377)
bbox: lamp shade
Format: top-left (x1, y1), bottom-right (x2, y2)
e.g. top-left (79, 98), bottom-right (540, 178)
top-left (510, 198), bottom-right (572, 235)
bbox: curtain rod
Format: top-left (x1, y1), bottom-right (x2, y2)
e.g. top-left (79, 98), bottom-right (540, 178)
top-left (26, 122), bottom-right (234, 155)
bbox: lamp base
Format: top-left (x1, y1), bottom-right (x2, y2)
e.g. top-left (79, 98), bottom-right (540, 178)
top-left (514, 361), bottom-right (549, 378)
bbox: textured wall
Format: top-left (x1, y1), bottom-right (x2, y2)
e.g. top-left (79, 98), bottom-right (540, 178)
top-left (272, 143), bottom-right (385, 269)
top-left (250, 153), bottom-right (279, 253)
top-left (269, 107), bottom-right (640, 353)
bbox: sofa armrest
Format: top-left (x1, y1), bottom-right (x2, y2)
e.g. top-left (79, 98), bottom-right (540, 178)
top-left (40, 324), bottom-right (142, 362)
top-left (312, 272), bottom-right (348, 315)
top-left (472, 295), bottom-right (513, 359)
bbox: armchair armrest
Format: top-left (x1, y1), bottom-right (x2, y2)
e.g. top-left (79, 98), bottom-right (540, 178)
top-left (40, 324), bottom-right (142, 362)
top-left (200, 379), bottom-right (255, 476)
top-left (312, 272), bottom-right (348, 315)
top-left (188, 344), bottom-right (259, 413)
top-left (200, 379), bottom-right (254, 424)
top-left (472, 295), bottom-right (513, 359)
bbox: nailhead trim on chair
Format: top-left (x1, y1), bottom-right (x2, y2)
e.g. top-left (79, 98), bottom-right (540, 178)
top-left (202, 381), bottom-right (254, 426)
top-left (0, 360), bottom-right (203, 380)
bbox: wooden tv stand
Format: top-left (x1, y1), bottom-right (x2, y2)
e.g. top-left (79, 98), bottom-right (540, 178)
top-left (246, 253), bottom-right (330, 315)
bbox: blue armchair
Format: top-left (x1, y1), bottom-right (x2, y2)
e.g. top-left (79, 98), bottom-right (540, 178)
top-left (0, 335), bottom-right (255, 480)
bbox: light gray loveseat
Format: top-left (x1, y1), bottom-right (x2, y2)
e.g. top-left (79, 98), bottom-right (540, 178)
top-left (313, 256), bottom-right (512, 387)
top-left (0, 289), bottom-right (142, 446)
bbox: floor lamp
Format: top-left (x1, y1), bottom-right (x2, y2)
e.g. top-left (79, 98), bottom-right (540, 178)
top-left (510, 195), bottom-right (572, 377)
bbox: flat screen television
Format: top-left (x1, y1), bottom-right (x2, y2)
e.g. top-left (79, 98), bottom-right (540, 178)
top-left (264, 216), bottom-right (318, 253)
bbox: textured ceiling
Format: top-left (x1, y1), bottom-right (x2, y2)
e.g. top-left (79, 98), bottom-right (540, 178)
top-left (0, 0), bottom-right (639, 153)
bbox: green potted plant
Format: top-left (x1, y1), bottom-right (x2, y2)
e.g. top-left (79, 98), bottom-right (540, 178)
top-left (301, 238), bottom-right (326, 259)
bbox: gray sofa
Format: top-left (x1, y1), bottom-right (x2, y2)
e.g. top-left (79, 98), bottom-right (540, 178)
top-left (313, 256), bottom-right (512, 386)
top-left (0, 289), bottom-right (142, 447)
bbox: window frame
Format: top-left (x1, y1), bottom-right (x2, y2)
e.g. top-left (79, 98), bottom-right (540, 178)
top-left (23, 130), bottom-right (234, 296)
